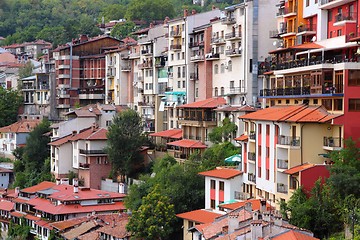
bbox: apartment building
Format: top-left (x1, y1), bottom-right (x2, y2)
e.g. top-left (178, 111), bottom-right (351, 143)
top-left (53, 35), bottom-right (121, 118)
top-left (237, 105), bottom-right (337, 204)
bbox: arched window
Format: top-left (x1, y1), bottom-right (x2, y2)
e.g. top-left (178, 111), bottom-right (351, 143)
top-left (220, 63), bottom-right (225, 73)
top-left (221, 87), bottom-right (225, 96)
top-left (214, 87), bottom-right (218, 96)
top-left (228, 60), bottom-right (232, 71)
top-left (214, 64), bottom-right (219, 74)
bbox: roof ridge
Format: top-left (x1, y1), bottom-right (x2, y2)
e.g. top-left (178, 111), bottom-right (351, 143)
top-left (279, 105), bottom-right (307, 121)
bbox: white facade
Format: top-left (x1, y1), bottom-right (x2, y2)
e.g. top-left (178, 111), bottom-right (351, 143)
top-left (51, 142), bottom-right (72, 178)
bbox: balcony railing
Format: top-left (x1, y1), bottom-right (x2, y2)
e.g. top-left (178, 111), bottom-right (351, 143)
top-left (189, 41), bottom-right (204, 48)
top-left (234, 191), bottom-right (250, 200)
top-left (225, 32), bottom-right (241, 40)
top-left (297, 24), bottom-right (317, 33)
top-left (79, 163), bottom-right (90, 169)
top-left (79, 149), bottom-right (106, 155)
top-left (277, 183), bottom-right (288, 193)
top-left (141, 49), bottom-right (152, 55)
top-left (190, 55), bottom-right (205, 61)
top-left (248, 173), bottom-right (256, 183)
top-left (228, 87), bottom-right (244, 94)
top-left (277, 159), bottom-right (288, 169)
top-left (138, 62), bottom-right (153, 69)
top-left (222, 17), bottom-right (236, 24)
top-left (335, 12), bottom-right (357, 23)
top-left (211, 37), bottom-right (225, 45)
top-left (225, 49), bottom-right (242, 56)
top-left (278, 135), bottom-right (301, 146)
top-left (323, 137), bottom-right (342, 148)
top-left (284, 6), bottom-right (297, 15)
top-left (205, 53), bottom-right (220, 60)
top-left (189, 73), bottom-right (199, 80)
top-left (170, 44), bottom-right (182, 51)
top-left (170, 30), bottom-right (182, 37)
top-left (260, 84), bottom-right (344, 97)
top-left (248, 152), bottom-right (256, 161)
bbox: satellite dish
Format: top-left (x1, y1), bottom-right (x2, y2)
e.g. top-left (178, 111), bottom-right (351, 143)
top-left (273, 41), bottom-right (277, 46)
top-left (311, 36), bottom-right (317, 42)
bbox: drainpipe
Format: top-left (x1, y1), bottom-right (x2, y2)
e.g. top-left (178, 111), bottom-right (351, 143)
top-left (300, 123), bottom-right (304, 165)
top-left (251, 0), bottom-right (259, 106)
top-left (67, 42), bottom-right (73, 89)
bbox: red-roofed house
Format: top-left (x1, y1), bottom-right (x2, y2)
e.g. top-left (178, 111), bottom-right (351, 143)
top-left (0, 119), bottom-right (40, 158)
top-left (236, 104), bottom-right (339, 206)
top-left (199, 167), bottom-right (243, 210)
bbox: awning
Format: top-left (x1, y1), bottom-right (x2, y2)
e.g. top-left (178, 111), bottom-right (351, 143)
top-left (318, 153), bottom-right (330, 158)
top-left (234, 134), bottom-right (248, 141)
top-left (167, 139), bottom-right (207, 149)
top-left (284, 163), bottom-right (314, 175)
top-left (149, 129), bottom-right (182, 139)
top-left (224, 154), bottom-right (242, 163)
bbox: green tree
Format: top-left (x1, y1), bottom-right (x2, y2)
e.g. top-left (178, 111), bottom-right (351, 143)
top-left (126, 184), bottom-right (176, 240)
top-left (7, 218), bottom-right (31, 239)
top-left (99, 4), bottom-right (126, 22)
top-left (125, 0), bottom-right (175, 22)
top-left (200, 141), bottom-right (238, 170)
top-left (0, 88), bottom-right (22, 128)
top-left (106, 109), bottom-right (146, 180)
top-left (110, 21), bottom-right (136, 40)
top-left (18, 61), bottom-right (33, 81)
top-left (209, 117), bottom-right (237, 144)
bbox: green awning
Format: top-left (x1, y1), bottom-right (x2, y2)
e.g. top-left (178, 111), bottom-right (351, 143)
top-left (318, 153), bottom-right (330, 158)
top-left (224, 154), bottom-right (242, 163)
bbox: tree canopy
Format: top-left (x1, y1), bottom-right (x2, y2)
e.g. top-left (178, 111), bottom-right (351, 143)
top-left (110, 21), bottom-right (136, 40)
top-left (126, 184), bottom-right (176, 240)
top-left (208, 117), bottom-right (237, 144)
top-left (0, 88), bottom-right (22, 128)
top-left (105, 109), bottom-right (147, 179)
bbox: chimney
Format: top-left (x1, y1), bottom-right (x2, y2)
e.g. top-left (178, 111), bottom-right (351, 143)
top-left (72, 130), bottom-right (77, 136)
top-left (191, 9), bottom-right (197, 15)
top-left (212, 5), bottom-right (216, 10)
top-left (73, 178), bottom-right (79, 193)
top-left (164, 16), bottom-right (170, 25)
top-left (15, 187), bottom-right (20, 196)
top-left (274, 212), bottom-right (283, 226)
top-left (79, 34), bottom-right (88, 43)
top-left (119, 182), bottom-right (126, 194)
top-left (260, 199), bottom-right (267, 212)
top-left (149, 22), bottom-right (154, 28)
top-left (184, 9), bottom-right (188, 18)
top-left (228, 212), bottom-right (238, 233)
top-left (245, 201), bottom-right (252, 212)
top-left (56, 178), bottom-right (61, 185)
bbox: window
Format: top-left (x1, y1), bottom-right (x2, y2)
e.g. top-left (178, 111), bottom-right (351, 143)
top-left (258, 166), bottom-right (261, 177)
top-left (337, 29), bottom-right (342, 36)
top-left (228, 60), bottom-right (232, 71)
top-left (278, 100), bottom-right (282, 104)
top-left (182, 52), bottom-right (185, 59)
top-left (349, 99), bottom-right (360, 111)
top-left (334, 99), bottom-right (343, 111)
top-left (349, 70), bottom-right (360, 86)
top-left (106, 120), bottom-right (112, 126)
top-left (211, 199), bottom-right (216, 209)
top-left (177, 81), bottom-right (181, 88)
top-left (306, 0), bottom-right (309, 7)
top-left (266, 169), bottom-right (270, 180)
top-left (170, 120), bottom-right (174, 128)
top-left (182, 66), bottom-right (185, 78)
top-left (177, 67), bottom-right (181, 78)
top-left (219, 181), bottom-right (224, 191)
top-left (182, 81), bottom-right (185, 88)
top-left (230, 81), bottom-right (234, 89)
top-left (220, 63), bottom-right (225, 73)
top-left (188, 221), bottom-right (194, 229)
top-left (195, 88), bottom-right (198, 98)
top-left (214, 64), bottom-right (219, 74)
top-left (211, 180), bottom-right (215, 189)
top-left (177, 52), bottom-right (180, 60)
top-left (214, 87), bottom-right (218, 96)
top-left (313, 99), bottom-right (318, 104)
top-left (221, 87), bottom-right (224, 96)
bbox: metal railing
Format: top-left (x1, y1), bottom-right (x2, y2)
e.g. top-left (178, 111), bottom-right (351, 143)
top-left (225, 32), bottom-right (241, 40)
top-left (277, 183), bottom-right (288, 193)
top-left (335, 12), bottom-right (357, 22)
top-left (79, 149), bottom-right (106, 155)
top-left (249, 132), bottom-right (256, 140)
top-left (323, 137), bottom-right (342, 148)
top-left (278, 135), bottom-right (301, 146)
top-left (277, 159), bottom-right (288, 169)
top-left (248, 152), bottom-right (256, 161)
top-left (248, 173), bottom-right (256, 183)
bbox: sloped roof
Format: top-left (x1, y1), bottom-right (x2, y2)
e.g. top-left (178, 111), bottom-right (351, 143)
top-left (149, 129), bottom-right (182, 139)
top-left (284, 163), bottom-right (315, 175)
top-left (270, 230), bottom-right (319, 240)
top-left (239, 105), bottom-right (341, 123)
top-left (0, 200), bottom-right (14, 211)
top-left (49, 127), bottom-right (107, 146)
top-left (167, 139), bottom-right (207, 149)
top-left (176, 209), bottom-right (223, 224)
top-left (21, 181), bottom-right (56, 194)
top-left (215, 105), bottom-right (256, 112)
top-left (219, 199), bottom-right (273, 211)
top-left (0, 119), bottom-right (40, 133)
top-left (97, 215), bottom-right (130, 239)
top-left (234, 134), bottom-right (248, 141)
top-left (179, 97), bottom-right (226, 109)
top-left (63, 221), bottom-right (97, 240)
top-left (198, 168), bottom-right (242, 179)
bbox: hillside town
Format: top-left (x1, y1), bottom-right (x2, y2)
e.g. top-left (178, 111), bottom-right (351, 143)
top-left (0, 0), bottom-right (359, 239)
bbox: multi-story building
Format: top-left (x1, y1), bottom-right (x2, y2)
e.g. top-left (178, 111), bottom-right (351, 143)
top-left (0, 119), bottom-right (40, 158)
top-left (237, 105), bottom-right (336, 204)
top-left (4, 40), bottom-right (52, 61)
top-left (53, 35), bottom-right (121, 118)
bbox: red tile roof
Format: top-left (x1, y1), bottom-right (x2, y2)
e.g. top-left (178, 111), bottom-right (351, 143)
top-left (289, 42), bottom-right (323, 50)
top-left (176, 209), bottom-right (223, 224)
top-left (284, 163), bottom-right (315, 175)
top-left (149, 129), bottom-right (182, 139)
top-left (215, 105), bottom-right (256, 112)
top-left (179, 97), bottom-right (226, 109)
top-left (0, 200), bottom-right (14, 211)
top-left (239, 105), bottom-right (341, 123)
top-left (35, 220), bottom-right (53, 230)
top-left (219, 199), bottom-right (273, 211)
top-left (11, 211), bottom-right (25, 218)
top-left (48, 134), bottom-right (73, 146)
top-left (21, 181), bottom-right (56, 194)
top-left (234, 134), bottom-right (248, 141)
top-left (97, 215), bottom-right (130, 239)
top-left (271, 230), bottom-right (319, 240)
top-left (0, 119), bottom-right (40, 133)
top-left (214, 226), bottom-right (251, 240)
top-left (0, 167), bottom-right (12, 173)
top-left (198, 168), bottom-right (242, 179)
top-left (70, 127), bottom-right (108, 141)
top-left (167, 139), bottom-right (207, 149)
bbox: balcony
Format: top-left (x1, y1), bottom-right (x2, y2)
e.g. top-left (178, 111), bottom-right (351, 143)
top-left (129, 52), bottom-right (140, 59)
top-left (58, 74), bottom-right (70, 79)
top-left (138, 62), bottom-right (153, 69)
top-left (297, 24), bottom-right (317, 36)
top-left (276, 8), bottom-right (285, 17)
top-left (225, 49), bottom-right (242, 57)
top-left (79, 149), bottom-right (107, 155)
top-left (277, 159), bottom-right (289, 170)
top-left (141, 49), bottom-right (152, 55)
top-left (260, 84), bottom-right (344, 98)
top-left (78, 88), bottom-right (104, 100)
top-left (222, 17), bottom-right (236, 25)
top-left (170, 30), bottom-right (182, 37)
top-left (79, 163), bottom-right (90, 169)
top-left (333, 12), bottom-right (357, 27)
top-left (58, 64), bottom-right (70, 69)
top-left (225, 32), bottom-right (242, 40)
top-left (56, 104), bottom-right (70, 109)
top-left (189, 41), bottom-right (204, 48)
top-left (22, 84), bottom-right (35, 90)
top-left (211, 37), bottom-right (225, 45)
top-left (323, 137), bottom-right (343, 150)
top-left (277, 183), bottom-right (288, 193)
top-left (57, 91), bottom-right (70, 98)
top-left (248, 152), bottom-right (256, 161)
top-left (227, 87), bottom-right (245, 95)
top-left (170, 44), bottom-right (182, 51)
top-left (58, 83), bottom-right (70, 89)
top-left (283, 6), bottom-right (297, 17)
top-left (189, 73), bottom-right (199, 80)
top-left (205, 53), bottom-right (220, 60)
top-left (278, 135), bottom-right (300, 147)
top-left (234, 191), bottom-right (250, 200)
top-left (121, 65), bottom-right (131, 71)
top-left (319, 0), bottom-right (356, 10)
top-left (190, 55), bottom-right (205, 62)
top-left (248, 173), bottom-right (256, 183)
